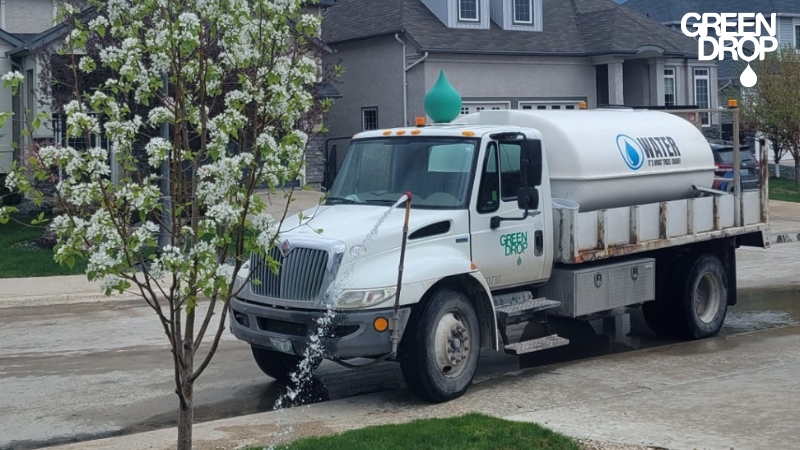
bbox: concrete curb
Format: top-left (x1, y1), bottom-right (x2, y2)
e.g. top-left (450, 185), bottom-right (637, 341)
top-left (0, 292), bottom-right (142, 309)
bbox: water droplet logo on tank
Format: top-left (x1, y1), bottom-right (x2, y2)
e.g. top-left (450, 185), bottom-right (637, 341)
top-left (616, 134), bottom-right (645, 171)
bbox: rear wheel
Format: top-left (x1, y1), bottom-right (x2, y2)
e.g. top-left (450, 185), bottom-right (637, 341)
top-left (679, 254), bottom-right (728, 339)
top-left (400, 287), bottom-right (480, 403)
top-left (644, 253), bottom-right (728, 339)
top-left (251, 346), bottom-right (321, 382)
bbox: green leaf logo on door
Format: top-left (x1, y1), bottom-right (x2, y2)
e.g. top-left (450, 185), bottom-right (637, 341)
top-left (500, 232), bottom-right (528, 266)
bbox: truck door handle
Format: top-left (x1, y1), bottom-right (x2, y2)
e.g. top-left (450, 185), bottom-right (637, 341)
top-left (534, 230), bottom-right (543, 256)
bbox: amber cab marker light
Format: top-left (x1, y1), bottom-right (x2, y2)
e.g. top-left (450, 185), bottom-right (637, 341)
top-left (396, 130), bottom-right (406, 136)
top-left (415, 116), bottom-right (426, 127)
top-left (462, 131), bottom-right (475, 137)
top-left (382, 130), bottom-right (392, 136)
top-left (373, 317), bottom-right (389, 332)
top-left (579, 101), bottom-right (587, 110)
top-left (728, 99), bottom-right (739, 109)
top-left (411, 129), bottom-right (421, 135)
top-left (470, 261), bottom-right (478, 270)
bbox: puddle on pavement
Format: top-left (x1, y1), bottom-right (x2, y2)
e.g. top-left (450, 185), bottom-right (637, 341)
top-left (724, 289), bottom-right (800, 332)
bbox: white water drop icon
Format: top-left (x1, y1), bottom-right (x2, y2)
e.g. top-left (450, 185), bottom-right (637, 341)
top-left (741, 63), bottom-right (757, 88)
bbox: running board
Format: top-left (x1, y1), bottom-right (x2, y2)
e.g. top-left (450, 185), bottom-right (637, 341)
top-left (504, 334), bottom-right (570, 355)
top-left (495, 297), bottom-right (562, 323)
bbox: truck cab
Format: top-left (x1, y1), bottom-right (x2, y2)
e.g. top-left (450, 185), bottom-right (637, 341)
top-left (230, 124), bottom-right (552, 401)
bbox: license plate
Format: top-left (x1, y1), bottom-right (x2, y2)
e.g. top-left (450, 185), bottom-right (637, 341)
top-left (741, 169), bottom-right (750, 176)
top-left (270, 337), bottom-right (294, 354)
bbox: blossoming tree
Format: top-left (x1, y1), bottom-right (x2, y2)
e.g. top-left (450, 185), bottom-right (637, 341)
top-left (0, 1), bottom-right (330, 448)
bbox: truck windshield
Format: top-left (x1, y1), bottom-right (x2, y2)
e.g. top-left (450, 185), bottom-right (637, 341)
top-left (327, 137), bottom-right (478, 209)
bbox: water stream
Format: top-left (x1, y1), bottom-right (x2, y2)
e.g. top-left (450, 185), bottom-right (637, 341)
top-left (265, 194), bottom-right (409, 449)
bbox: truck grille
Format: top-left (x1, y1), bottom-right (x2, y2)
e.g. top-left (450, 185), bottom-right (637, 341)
top-left (250, 247), bottom-right (329, 301)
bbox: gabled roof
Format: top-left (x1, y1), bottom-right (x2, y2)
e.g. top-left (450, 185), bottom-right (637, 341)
top-left (322, 0), bottom-right (699, 58)
top-left (0, 29), bottom-right (24, 47)
top-left (623, 0), bottom-right (800, 23)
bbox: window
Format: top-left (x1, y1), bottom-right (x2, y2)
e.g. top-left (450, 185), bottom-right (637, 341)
top-left (513, 0), bottom-right (532, 24)
top-left (499, 142), bottom-right (521, 200)
top-left (694, 69), bottom-right (710, 126)
top-left (477, 143), bottom-right (499, 213)
top-left (328, 138), bottom-right (478, 209)
top-left (361, 107), bottom-right (378, 131)
top-left (795, 24), bottom-right (800, 50)
top-left (461, 102), bottom-right (511, 114)
top-left (459, 0), bottom-right (478, 21)
top-left (664, 68), bottom-right (676, 107)
top-left (519, 101), bottom-right (582, 110)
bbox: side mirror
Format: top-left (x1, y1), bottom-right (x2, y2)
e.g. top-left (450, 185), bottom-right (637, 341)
top-left (520, 139), bottom-right (543, 187)
top-left (517, 187), bottom-right (539, 211)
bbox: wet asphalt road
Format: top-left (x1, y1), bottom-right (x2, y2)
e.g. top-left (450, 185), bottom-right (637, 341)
top-left (1, 290), bottom-right (799, 450)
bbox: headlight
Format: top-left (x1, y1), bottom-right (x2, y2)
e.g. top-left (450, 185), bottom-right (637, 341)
top-left (235, 260), bottom-right (251, 280)
top-left (335, 288), bottom-right (396, 309)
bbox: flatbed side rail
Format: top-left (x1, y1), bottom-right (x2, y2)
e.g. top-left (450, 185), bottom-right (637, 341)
top-left (554, 190), bottom-right (769, 264)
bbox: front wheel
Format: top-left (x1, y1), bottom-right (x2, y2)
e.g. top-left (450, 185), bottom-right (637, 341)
top-left (251, 346), bottom-right (321, 382)
top-left (400, 287), bottom-right (480, 403)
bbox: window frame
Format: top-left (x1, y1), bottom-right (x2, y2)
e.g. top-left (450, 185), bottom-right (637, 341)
top-left (794, 22), bottom-right (800, 50)
top-left (664, 68), bottom-right (676, 107)
top-left (512, 0), bottom-right (533, 25)
top-left (498, 141), bottom-right (522, 202)
top-left (476, 142), bottom-right (500, 214)
top-left (361, 106), bottom-right (378, 131)
top-left (458, 0), bottom-right (479, 22)
top-left (693, 69), bottom-right (711, 127)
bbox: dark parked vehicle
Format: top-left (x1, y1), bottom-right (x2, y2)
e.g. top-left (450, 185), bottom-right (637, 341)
top-left (708, 140), bottom-right (760, 192)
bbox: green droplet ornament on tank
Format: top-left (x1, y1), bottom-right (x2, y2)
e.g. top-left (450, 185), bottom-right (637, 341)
top-left (424, 70), bottom-right (462, 123)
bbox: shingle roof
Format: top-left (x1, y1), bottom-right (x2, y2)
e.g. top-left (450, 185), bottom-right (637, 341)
top-left (623, 0), bottom-right (800, 23)
top-left (322, 0), bottom-right (700, 57)
top-left (12, 33), bottom-right (40, 44)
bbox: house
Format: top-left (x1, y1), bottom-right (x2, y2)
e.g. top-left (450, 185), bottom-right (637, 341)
top-left (0, 1), bottom-right (339, 190)
top-left (623, 0), bottom-right (800, 140)
top-left (0, 0), bottom-right (70, 178)
top-left (320, 0), bottom-right (719, 182)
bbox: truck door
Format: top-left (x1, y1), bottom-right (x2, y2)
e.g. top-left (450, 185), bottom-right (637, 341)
top-left (470, 138), bottom-right (547, 289)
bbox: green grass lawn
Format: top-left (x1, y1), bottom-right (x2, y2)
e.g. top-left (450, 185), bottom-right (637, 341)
top-left (769, 177), bottom-right (800, 203)
top-left (0, 214), bottom-right (86, 278)
top-left (264, 413), bottom-right (579, 450)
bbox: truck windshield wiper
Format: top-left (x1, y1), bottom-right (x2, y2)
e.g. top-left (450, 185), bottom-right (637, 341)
top-left (363, 199), bottom-right (399, 205)
top-left (325, 196), bottom-right (356, 204)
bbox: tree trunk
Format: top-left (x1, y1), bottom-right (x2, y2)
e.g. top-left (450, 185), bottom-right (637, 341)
top-left (177, 344), bottom-right (195, 450)
top-left (177, 381), bottom-right (193, 450)
top-left (795, 159), bottom-right (800, 188)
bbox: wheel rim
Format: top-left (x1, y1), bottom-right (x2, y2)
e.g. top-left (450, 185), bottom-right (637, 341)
top-left (695, 272), bottom-right (722, 324)
top-left (433, 310), bottom-right (472, 379)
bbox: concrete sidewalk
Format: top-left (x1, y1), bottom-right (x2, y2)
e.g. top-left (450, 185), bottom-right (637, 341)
top-left (42, 325), bottom-right (800, 450)
top-left (0, 194), bottom-right (797, 308)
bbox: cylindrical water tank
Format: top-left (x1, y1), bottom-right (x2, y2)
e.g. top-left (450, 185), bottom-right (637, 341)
top-left (461, 109), bottom-right (716, 211)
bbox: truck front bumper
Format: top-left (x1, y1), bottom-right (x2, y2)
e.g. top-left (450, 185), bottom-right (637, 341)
top-left (229, 297), bottom-right (412, 360)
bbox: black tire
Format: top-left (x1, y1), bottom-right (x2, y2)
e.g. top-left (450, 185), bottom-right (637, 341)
top-left (676, 254), bottom-right (729, 339)
top-left (399, 287), bottom-right (481, 403)
top-left (251, 346), bottom-right (321, 382)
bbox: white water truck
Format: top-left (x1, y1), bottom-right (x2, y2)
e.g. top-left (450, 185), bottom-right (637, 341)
top-left (229, 83), bottom-right (769, 402)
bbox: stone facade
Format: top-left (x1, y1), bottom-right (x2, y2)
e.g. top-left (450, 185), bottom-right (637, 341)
top-left (304, 134), bottom-right (325, 190)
